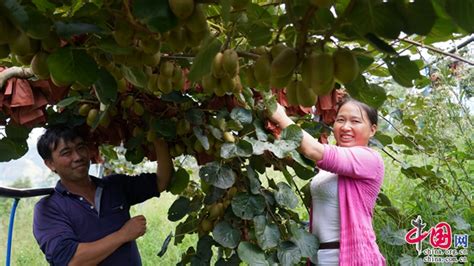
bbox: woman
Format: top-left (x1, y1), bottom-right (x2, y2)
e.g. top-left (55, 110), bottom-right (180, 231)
top-left (269, 98), bottom-right (386, 265)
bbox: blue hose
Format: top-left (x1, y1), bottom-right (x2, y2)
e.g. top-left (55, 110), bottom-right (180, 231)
top-left (6, 198), bottom-right (20, 266)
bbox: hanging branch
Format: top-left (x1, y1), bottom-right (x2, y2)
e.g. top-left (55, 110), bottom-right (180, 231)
top-left (400, 37), bottom-right (474, 66)
top-left (0, 67), bottom-right (35, 88)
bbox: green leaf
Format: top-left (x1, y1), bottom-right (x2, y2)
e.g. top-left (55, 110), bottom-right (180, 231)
top-left (291, 155), bottom-right (316, 180)
top-left (0, 138), bottom-right (28, 161)
top-left (402, 118), bottom-right (417, 131)
top-left (269, 125), bottom-right (303, 158)
top-left (246, 165), bottom-right (261, 195)
top-left (445, 0), bottom-right (474, 33)
top-left (368, 66), bottom-right (391, 77)
top-left (175, 216), bottom-right (199, 243)
top-left (48, 47), bottom-right (99, 86)
top-left (199, 162), bottom-right (236, 189)
top-left (216, 254), bottom-right (240, 266)
top-left (398, 0), bottom-right (436, 35)
top-left (186, 108), bottom-right (206, 126)
top-left (6, 124), bottom-right (31, 140)
top-left (220, 140), bottom-right (253, 159)
top-left (393, 135), bottom-right (416, 149)
top-left (124, 147), bottom-right (145, 164)
top-left (253, 119), bottom-right (269, 141)
top-left (100, 145), bottom-right (118, 160)
top-left (204, 186), bottom-right (226, 205)
top-left (56, 96), bottom-right (81, 108)
top-left (32, 0), bottom-right (56, 12)
top-left (277, 241), bottom-right (301, 266)
top-left (377, 192), bottom-right (392, 207)
top-left (237, 242), bottom-right (268, 266)
top-left (253, 215), bottom-right (280, 250)
top-left (424, 18), bottom-right (459, 44)
top-left (120, 66), bottom-right (147, 88)
top-left (397, 254), bottom-right (424, 266)
top-left (244, 138), bottom-right (269, 156)
top-left (168, 197), bottom-right (190, 222)
top-left (55, 21), bottom-right (103, 39)
top-left (188, 37), bottom-right (222, 82)
top-left (220, 0), bottom-right (231, 25)
top-left (151, 118), bottom-right (177, 138)
top-left (349, 1), bottom-right (403, 39)
top-left (385, 56), bottom-right (422, 87)
top-left (196, 235), bottom-right (214, 263)
top-left (94, 68), bottom-right (117, 105)
top-left (231, 192), bottom-right (265, 220)
top-left (157, 232), bottom-right (172, 257)
top-left (374, 133), bottom-right (392, 146)
top-left (280, 124), bottom-right (303, 143)
top-left (212, 221), bottom-right (241, 248)
top-left (380, 226), bottom-right (407, 246)
top-left (354, 50), bottom-right (375, 72)
top-left (289, 222), bottom-right (318, 262)
top-left (274, 182), bottom-right (298, 209)
top-left (193, 127), bottom-right (210, 150)
top-left (169, 167), bottom-right (190, 195)
top-left (268, 141), bottom-right (298, 159)
top-left (131, 0), bottom-right (178, 33)
top-left (451, 215), bottom-right (471, 230)
top-left (346, 75), bottom-right (387, 109)
top-left (237, 4), bottom-right (272, 46)
top-left (207, 125), bottom-right (223, 141)
top-left (97, 38), bottom-right (134, 55)
top-left (230, 107), bottom-right (253, 124)
top-left (1, 2), bottom-right (51, 39)
top-left (364, 33), bottom-right (397, 55)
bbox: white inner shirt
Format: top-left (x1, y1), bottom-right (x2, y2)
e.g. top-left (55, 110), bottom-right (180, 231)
top-left (310, 170), bottom-right (340, 265)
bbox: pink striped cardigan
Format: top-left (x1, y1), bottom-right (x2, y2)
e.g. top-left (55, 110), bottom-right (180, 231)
top-left (310, 144), bottom-right (386, 265)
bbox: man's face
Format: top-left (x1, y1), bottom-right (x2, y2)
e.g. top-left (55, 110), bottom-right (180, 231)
top-left (45, 137), bottom-right (90, 182)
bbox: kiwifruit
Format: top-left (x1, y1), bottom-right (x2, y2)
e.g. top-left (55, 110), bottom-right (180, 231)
top-left (169, 0), bottom-right (195, 20)
top-left (222, 49), bottom-right (239, 77)
top-left (31, 52), bottom-right (50, 79)
top-left (253, 53), bottom-right (271, 86)
top-left (271, 47), bottom-right (297, 78)
top-left (333, 48), bottom-right (359, 84)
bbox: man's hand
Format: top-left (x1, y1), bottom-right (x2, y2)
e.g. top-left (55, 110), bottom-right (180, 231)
top-left (69, 215), bottom-right (147, 265)
top-left (118, 215), bottom-right (147, 242)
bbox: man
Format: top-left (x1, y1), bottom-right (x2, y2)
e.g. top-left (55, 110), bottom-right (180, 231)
top-left (33, 125), bottom-right (173, 265)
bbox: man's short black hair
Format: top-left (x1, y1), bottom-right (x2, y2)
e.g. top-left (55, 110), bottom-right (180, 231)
top-left (37, 125), bottom-right (84, 160)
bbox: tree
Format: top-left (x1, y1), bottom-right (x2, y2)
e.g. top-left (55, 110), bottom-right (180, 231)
top-left (0, 0), bottom-right (472, 264)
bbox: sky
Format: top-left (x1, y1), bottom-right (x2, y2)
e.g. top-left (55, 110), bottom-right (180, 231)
top-left (0, 128), bottom-right (53, 187)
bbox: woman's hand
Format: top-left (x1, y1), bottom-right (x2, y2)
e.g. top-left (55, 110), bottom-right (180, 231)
top-left (268, 103), bottom-right (294, 128)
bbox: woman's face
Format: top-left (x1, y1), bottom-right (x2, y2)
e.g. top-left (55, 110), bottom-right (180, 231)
top-left (333, 102), bottom-right (377, 147)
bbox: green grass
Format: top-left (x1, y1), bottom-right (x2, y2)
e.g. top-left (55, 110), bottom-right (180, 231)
top-left (131, 193), bottom-right (198, 265)
top-left (0, 198), bottom-right (48, 266)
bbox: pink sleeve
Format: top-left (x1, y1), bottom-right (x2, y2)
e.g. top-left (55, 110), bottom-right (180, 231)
top-left (316, 144), bottom-right (384, 179)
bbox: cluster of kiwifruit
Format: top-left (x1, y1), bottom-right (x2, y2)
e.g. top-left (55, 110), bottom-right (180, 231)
top-left (0, 15), bottom-right (61, 83)
top-left (169, 115), bottom-right (239, 158)
top-left (244, 44), bottom-right (359, 107)
top-left (167, 0), bottom-right (210, 51)
top-left (146, 61), bottom-right (185, 95)
top-left (199, 186), bottom-right (238, 233)
top-left (243, 44), bottom-right (297, 90)
top-left (201, 49), bottom-right (243, 96)
top-left (110, 19), bottom-right (162, 69)
top-left (287, 48), bottom-right (359, 107)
